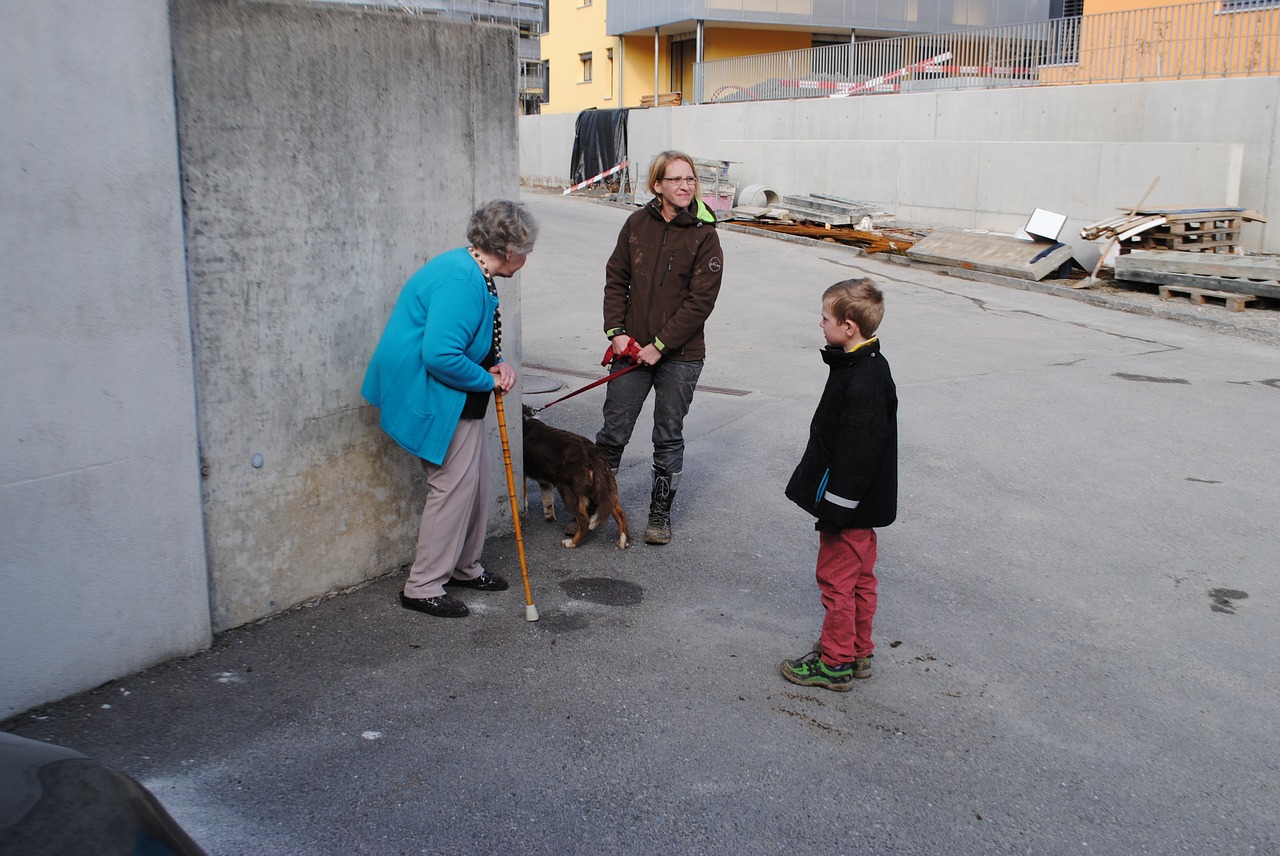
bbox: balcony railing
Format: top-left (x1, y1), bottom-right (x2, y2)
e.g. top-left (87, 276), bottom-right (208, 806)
top-left (694, 0), bottom-right (1280, 104)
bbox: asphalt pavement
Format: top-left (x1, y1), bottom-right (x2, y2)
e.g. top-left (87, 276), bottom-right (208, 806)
top-left (5, 191), bottom-right (1279, 855)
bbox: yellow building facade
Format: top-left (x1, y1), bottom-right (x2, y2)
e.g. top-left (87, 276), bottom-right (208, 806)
top-left (541, 0), bottom-right (1277, 111)
top-left (540, 0), bottom-right (870, 111)
top-left (539, 1), bottom-right (614, 114)
top-left (540, 0), bottom-right (814, 113)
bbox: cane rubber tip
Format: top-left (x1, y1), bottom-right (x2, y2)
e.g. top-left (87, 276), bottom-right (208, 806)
top-left (525, 604), bottom-right (539, 622)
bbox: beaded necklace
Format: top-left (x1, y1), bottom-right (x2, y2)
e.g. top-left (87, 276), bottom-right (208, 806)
top-left (468, 246), bottom-right (502, 361)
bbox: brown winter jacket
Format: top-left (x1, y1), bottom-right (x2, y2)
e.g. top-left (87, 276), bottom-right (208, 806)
top-left (603, 198), bottom-right (724, 361)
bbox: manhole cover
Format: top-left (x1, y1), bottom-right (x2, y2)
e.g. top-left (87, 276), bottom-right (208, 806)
top-left (522, 373), bottom-right (564, 395)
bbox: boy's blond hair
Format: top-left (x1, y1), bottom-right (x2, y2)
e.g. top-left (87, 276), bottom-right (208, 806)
top-left (824, 278), bottom-right (885, 337)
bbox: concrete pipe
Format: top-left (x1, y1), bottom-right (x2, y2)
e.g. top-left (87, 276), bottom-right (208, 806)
top-left (735, 184), bottom-right (780, 208)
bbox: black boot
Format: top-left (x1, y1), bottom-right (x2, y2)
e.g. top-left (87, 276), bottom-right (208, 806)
top-left (644, 466), bottom-right (679, 545)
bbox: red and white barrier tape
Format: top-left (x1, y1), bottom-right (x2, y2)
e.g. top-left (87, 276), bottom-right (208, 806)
top-left (562, 160), bottom-right (629, 196)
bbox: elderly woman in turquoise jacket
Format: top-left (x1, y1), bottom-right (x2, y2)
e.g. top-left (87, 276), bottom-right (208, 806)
top-left (363, 199), bottom-right (538, 618)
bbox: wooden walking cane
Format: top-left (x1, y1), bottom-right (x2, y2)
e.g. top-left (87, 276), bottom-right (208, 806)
top-left (493, 391), bottom-right (538, 621)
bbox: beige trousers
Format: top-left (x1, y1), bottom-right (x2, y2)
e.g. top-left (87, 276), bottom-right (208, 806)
top-left (404, 418), bottom-right (492, 598)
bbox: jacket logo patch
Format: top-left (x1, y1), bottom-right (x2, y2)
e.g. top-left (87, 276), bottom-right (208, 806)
top-left (708, 257), bottom-right (722, 272)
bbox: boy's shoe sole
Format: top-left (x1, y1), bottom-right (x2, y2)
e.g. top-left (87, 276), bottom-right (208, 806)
top-left (812, 640), bottom-right (873, 679)
top-left (780, 652), bottom-right (853, 692)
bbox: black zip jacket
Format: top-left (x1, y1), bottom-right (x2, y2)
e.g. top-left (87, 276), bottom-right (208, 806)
top-left (785, 340), bottom-right (898, 531)
top-left (603, 198), bottom-right (723, 361)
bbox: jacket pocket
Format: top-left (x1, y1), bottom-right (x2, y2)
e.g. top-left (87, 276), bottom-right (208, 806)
top-left (384, 376), bottom-right (435, 452)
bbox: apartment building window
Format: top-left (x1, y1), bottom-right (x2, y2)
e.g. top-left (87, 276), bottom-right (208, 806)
top-left (580, 52), bottom-right (592, 83)
top-left (1221, 0), bottom-right (1278, 9)
top-left (607, 47), bottom-right (614, 100)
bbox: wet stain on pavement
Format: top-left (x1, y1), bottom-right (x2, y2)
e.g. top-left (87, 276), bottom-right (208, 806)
top-left (1113, 372), bottom-right (1190, 384)
top-left (1258, 378), bottom-right (1280, 390)
top-left (538, 612), bottom-right (591, 633)
top-left (1186, 477), bottom-right (1222, 484)
top-left (1208, 588), bottom-right (1248, 614)
top-left (559, 577), bottom-right (643, 606)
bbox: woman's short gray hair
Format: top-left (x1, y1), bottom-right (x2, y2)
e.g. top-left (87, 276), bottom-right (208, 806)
top-left (467, 199), bottom-right (539, 258)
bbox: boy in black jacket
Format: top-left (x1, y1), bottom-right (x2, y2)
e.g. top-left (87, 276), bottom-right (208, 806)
top-left (782, 279), bottom-right (898, 691)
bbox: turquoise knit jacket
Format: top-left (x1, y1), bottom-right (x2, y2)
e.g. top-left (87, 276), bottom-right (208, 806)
top-left (362, 247), bottom-right (499, 465)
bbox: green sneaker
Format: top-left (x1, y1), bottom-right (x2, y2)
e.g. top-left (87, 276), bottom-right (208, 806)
top-left (811, 641), bottom-right (873, 679)
top-left (780, 651), bottom-right (853, 692)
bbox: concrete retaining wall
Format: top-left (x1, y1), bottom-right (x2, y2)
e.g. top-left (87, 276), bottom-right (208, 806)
top-left (521, 77), bottom-right (1280, 258)
top-left (2, 0), bottom-right (523, 716)
top-left (1, 1), bottom-right (211, 717)
top-left (171, 0), bottom-right (522, 632)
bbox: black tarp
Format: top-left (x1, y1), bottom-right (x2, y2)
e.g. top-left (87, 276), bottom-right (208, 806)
top-left (569, 108), bottom-right (629, 185)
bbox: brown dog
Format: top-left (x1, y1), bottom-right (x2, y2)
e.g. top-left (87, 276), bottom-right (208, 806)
top-left (523, 407), bottom-right (629, 549)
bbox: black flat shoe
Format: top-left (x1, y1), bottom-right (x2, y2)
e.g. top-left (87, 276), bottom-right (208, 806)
top-left (399, 591), bottom-right (469, 617)
top-left (445, 571), bottom-right (509, 592)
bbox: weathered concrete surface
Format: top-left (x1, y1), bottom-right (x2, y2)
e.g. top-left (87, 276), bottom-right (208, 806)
top-left (6, 192), bottom-right (1277, 854)
top-left (906, 230), bottom-right (1075, 280)
top-left (171, 0), bottom-right (524, 632)
top-left (0, 0), bottom-right (211, 717)
top-left (521, 76), bottom-right (1280, 255)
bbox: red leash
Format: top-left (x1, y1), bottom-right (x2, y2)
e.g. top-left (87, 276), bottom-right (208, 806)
top-left (530, 342), bottom-right (645, 413)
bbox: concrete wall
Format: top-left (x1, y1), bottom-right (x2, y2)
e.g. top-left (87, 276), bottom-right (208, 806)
top-left (1, 1), bottom-right (211, 717)
top-left (520, 76), bottom-right (1280, 258)
top-left (521, 111), bottom-right (580, 187)
top-left (171, 0), bottom-right (523, 632)
top-left (2, 0), bottom-right (524, 716)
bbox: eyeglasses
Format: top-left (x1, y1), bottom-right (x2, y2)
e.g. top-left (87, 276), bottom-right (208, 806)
top-left (661, 176), bottom-right (696, 186)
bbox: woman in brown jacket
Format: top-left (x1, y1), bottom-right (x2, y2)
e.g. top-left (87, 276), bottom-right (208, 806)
top-left (596, 151), bottom-right (725, 545)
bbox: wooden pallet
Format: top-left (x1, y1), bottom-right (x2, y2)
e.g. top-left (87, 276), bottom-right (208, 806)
top-left (1134, 216), bottom-right (1244, 254)
top-left (1158, 284), bottom-right (1257, 311)
top-left (1082, 208), bottom-right (1264, 256)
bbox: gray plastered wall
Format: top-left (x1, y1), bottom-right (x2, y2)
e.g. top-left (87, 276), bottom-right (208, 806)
top-left (171, 0), bottom-right (522, 632)
top-left (1, 0), bottom-right (211, 717)
top-left (2, 0), bottom-right (527, 718)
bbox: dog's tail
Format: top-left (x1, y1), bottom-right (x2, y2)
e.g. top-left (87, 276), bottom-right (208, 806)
top-left (588, 449), bottom-right (629, 538)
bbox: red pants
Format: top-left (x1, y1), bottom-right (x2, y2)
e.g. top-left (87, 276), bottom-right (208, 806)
top-left (816, 528), bottom-right (878, 666)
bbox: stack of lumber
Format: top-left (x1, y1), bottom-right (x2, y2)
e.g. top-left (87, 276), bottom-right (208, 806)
top-left (733, 221), bottom-right (917, 254)
top-left (639, 92), bottom-right (682, 107)
top-left (729, 194), bottom-right (895, 229)
top-left (1081, 207), bottom-right (1265, 255)
top-left (727, 191), bottom-right (909, 251)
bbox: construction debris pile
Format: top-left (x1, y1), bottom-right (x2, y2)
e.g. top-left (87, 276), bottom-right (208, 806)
top-left (727, 193), bottom-right (924, 254)
top-left (555, 146), bottom-right (1278, 313)
top-left (1081, 207), bottom-right (1265, 256)
top-left (1079, 206), bottom-right (1275, 311)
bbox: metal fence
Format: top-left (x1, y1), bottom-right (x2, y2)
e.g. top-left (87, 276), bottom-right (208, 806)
top-left (695, 0), bottom-right (1280, 104)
